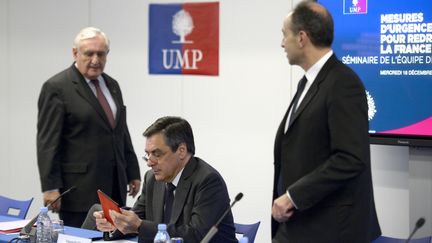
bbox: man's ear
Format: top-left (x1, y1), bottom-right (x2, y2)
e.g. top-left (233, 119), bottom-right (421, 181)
top-left (72, 48), bottom-right (78, 59)
top-left (298, 30), bottom-right (308, 48)
top-left (177, 143), bottom-right (188, 159)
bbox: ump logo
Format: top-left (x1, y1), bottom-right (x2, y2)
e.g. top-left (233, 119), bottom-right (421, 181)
top-left (343, 0), bottom-right (367, 15)
top-left (149, 2), bottom-right (219, 75)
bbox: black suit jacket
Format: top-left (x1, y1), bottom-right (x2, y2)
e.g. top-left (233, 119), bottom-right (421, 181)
top-left (37, 64), bottom-right (141, 212)
top-left (272, 55), bottom-right (381, 242)
top-left (133, 157), bottom-right (237, 243)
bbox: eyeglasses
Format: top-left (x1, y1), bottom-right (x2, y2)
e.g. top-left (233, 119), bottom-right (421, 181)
top-left (142, 150), bottom-right (168, 163)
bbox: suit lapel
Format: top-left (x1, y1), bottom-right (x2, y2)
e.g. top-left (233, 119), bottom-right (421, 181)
top-left (70, 65), bottom-right (108, 124)
top-left (152, 182), bottom-right (165, 222)
top-left (286, 55), bottom-right (338, 131)
top-left (286, 82), bottom-right (319, 131)
top-left (169, 158), bottom-right (196, 223)
top-left (69, 64), bottom-right (115, 130)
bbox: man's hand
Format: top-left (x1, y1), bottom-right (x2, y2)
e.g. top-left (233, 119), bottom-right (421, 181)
top-left (128, 180), bottom-right (141, 198)
top-left (272, 194), bottom-right (295, 223)
top-left (94, 211), bottom-right (117, 232)
top-left (43, 191), bottom-right (61, 213)
top-left (110, 209), bottom-right (142, 235)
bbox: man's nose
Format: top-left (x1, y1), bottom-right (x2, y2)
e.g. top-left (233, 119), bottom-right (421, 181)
top-left (90, 54), bottom-right (100, 64)
top-left (147, 160), bottom-right (156, 167)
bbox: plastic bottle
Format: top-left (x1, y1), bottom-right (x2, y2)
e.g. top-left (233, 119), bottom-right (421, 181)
top-left (154, 223), bottom-right (171, 243)
top-left (238, 236), bottom-right (249, 243)
top-left (36, 207), bottom-right (52, 243)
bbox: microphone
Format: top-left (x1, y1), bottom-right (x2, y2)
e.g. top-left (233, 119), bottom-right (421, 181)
top-left (200, 192), bottom-right (243, 243)
top-left (19, 186), bottom-right (77, 241)
top-left (405, 217), bottom-right (426, 243)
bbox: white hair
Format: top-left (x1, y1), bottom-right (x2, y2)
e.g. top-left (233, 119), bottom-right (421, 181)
top-left (73, 27), bottom-right (110, 51)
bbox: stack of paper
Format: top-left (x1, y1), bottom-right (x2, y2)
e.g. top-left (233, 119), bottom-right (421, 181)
top-left (0, 219), bottom-right (31, 234)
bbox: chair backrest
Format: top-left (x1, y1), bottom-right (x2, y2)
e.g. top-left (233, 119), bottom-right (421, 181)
top-left (235, 221), bottom-right (260, 243)
top-left (0, 195), bottom-right (33, 219)
top-left (372, 236), bottom-right (432, 243)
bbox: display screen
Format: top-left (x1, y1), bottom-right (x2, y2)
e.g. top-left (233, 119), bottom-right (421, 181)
top-left (319, 0), bottom-right (432, 146)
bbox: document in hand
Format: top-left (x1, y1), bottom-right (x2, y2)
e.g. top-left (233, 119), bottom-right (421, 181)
top-left (97, 190), bottom-right (121, 225)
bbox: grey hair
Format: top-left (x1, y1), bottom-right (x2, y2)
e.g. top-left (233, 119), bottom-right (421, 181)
top-left (73, 27), bottom-right (110, 51)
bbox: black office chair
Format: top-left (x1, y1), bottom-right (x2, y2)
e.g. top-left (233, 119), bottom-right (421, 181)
top-left (372, 236), bottom-right (431, 243)
top-left (235, 221), bottom-right (260, 243)
top-left (0, 195), bottom-right (33, 219)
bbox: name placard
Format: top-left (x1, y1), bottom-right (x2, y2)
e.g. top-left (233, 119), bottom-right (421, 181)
top-left (57, 233), bottom-right (92, 243)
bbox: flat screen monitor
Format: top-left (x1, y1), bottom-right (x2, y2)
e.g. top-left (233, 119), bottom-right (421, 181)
top-left (319, 0), bottom-right (432, 147)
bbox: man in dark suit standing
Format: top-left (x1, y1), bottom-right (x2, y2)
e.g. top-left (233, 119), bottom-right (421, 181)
top-left (272, 1), bottom-right (381, 242)
top-left (89, 116), bottom-right (237, 243)
top-left (37, 27), bottom-right (141, 227)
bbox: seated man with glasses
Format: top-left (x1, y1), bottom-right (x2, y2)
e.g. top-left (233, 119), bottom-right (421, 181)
top-left (82, 116), bottom-right (237, 243)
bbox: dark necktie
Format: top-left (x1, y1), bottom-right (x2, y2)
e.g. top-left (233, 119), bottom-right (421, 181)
top-left (163, 182), bottom-right (176, 223)
top-left (287, 76), bottom-right (307, 127)
top-left (91, 80), bottom-right (115, 128)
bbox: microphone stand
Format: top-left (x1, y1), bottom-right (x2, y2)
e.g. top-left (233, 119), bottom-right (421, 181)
top-left (200, 193), bottom-right (243, 243)
top-left (19, 186), bottom-right (76, 241)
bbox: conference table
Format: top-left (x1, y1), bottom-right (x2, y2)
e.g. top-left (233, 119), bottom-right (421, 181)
top-left (0, 215), bottom-right (103, 243)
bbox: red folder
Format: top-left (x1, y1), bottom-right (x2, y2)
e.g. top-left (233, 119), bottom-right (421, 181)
top-left (97, 190), bottom-right (121, 225)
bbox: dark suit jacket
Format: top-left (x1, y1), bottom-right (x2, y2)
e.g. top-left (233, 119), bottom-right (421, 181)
top-left (272, 55), bottom-right (381, 242)
top-left (133, 157), bottom-right (237, 243)
top-left (37, 64), bottom-right (141, 212)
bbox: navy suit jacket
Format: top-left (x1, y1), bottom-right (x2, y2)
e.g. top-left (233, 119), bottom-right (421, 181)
top-left (272, 55), bottom-right (381, 242)
top-left (37, 64), bottom-right (141, 212)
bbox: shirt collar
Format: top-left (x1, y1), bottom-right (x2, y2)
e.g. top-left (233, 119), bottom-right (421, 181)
top-left (305, 50), bottom-right (333, 83)
top-left (171, 167), bottom-right (184, 187)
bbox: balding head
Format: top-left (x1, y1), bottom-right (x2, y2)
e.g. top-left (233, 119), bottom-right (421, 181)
top-left (290, 0), bottom-right (334, 48)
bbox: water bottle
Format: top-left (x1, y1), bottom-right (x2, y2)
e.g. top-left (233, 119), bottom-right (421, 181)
top-left (238, 236), bottom-right (249, 243)
top-left (36, 207), bottom-right (52, 243)
top-left (154, 223), bottom-right (171, 243)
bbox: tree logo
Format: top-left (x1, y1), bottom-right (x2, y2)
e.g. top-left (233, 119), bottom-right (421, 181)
top-left (172, 10), bottom-right (194, 44)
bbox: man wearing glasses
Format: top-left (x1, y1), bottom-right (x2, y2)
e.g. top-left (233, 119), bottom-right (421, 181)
top-left (87, 116), bottom-right (237, 243)
top-left (37, 27), bottom-right (141, 227)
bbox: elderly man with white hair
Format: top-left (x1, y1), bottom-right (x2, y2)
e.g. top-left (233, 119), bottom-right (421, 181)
top-left (37, 27), bottom-right (141, 227)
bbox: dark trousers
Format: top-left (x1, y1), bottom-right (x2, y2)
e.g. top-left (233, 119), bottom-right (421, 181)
top-left (59, 211), bottom-right (88, 228)
top-left (62, 167), bottom-right (122, 228)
